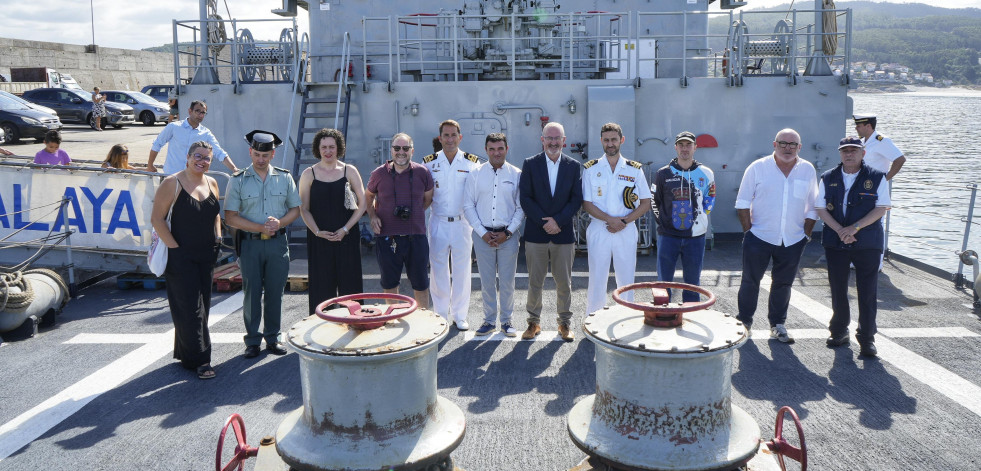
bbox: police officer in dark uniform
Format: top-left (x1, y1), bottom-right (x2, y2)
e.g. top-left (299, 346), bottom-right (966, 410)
top-left (224, 130), bottom-right (301, 358)
top-left (815, 137), bottom-right (891, 358)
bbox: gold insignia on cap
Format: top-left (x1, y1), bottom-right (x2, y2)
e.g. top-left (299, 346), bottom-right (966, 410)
top-left (864, 179), bottom-right (873, 190)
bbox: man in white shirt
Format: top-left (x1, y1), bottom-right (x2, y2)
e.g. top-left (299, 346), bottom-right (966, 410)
top-left (147, 100), bottom-right (238, 175)
top-left (423, 119), bottom-right (480, 330)
top-left (582, 122), bottom-right (652, 319)
top-left (854, 114), bottom-right (905, 268)
top-left (463, 133), bottom-right (524, 337)
top-left (734, 128), bottom-right (818, 344)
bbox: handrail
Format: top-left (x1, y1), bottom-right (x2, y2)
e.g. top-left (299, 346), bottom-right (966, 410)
top-left (335, 32), bottom-right (352, 130)
top-left (284, 32), bottom-right (310, 162)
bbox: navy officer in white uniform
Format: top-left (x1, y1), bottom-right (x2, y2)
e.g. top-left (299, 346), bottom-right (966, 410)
top-left (854, 113), bottom-right (905, 268)
top-left (581, 122), bottom-right (652, 316)
top-left (423, 119), bottom-right (481, 330)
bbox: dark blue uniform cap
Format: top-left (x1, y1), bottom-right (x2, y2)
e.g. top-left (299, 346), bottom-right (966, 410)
top-left (838, 136), bottom-right (864, 150)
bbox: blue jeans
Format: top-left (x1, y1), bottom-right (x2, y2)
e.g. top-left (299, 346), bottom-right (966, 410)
top-left (736, 231), bottom-right (806, 328)
top-left (656, 234), bottom-right (706, 302)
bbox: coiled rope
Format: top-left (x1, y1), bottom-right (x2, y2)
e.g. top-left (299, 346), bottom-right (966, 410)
top-left (0, 269), bottom-right (69, 313)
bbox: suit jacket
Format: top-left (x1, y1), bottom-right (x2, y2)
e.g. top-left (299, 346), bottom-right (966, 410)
top-left (519, 152), bottom-right (583, 244)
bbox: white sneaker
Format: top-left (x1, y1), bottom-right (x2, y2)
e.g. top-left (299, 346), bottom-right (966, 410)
top-left (770, 324), bottom-right (795, 344)
top-left (454, 320), bottom-right (470, 331)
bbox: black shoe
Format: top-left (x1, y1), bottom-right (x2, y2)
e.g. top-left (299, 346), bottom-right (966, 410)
top-left (243, 345), bottom-right (261, 358)
top-left (826, 333), bottom-right (849, 347)
top-left (266, 342), bottom-right (288, 355)
top-left (859, 342), bottom-right (878, 357)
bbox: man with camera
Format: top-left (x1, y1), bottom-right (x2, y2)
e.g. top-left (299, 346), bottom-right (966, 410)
top-left (365, 132), bottom-right (435, 307)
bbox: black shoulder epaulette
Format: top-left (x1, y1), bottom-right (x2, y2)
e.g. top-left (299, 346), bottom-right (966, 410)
top-left (231, 168), bottom-right (246, 177)
top-left (583, 159), bottom-right (599, 169)
top-left (464, 152), bottom-right (480, 163)
top-left (423, 153), bottom-right (438, 163)
top-left (876, 134), bottom-right (885, 141)
top-left (273, 166), bottom-right (291, 174)
top-left (627, 160), bottom-right (643, 169)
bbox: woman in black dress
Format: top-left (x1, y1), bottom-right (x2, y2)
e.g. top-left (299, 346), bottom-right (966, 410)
top-left (298, 129), bottom-right (367, 314)
top-left (150, 141), bottom-right (222, 379)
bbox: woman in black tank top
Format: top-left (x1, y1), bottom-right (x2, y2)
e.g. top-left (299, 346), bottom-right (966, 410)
top-left (298, 129), bottom-right (367, 314)
top-left (149, 141), bottom-right (222, 380)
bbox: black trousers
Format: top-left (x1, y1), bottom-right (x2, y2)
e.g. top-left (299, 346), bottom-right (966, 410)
top-left (737, 232), bottom-right (807, 327)
top-left (826, 247), bottom-right (880, 343)
top-left (164, 247), bottom-right (214, 369)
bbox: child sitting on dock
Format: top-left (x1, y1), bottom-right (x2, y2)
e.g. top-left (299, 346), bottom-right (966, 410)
top-left (33, 130), bottom-right (72, 165)
top-left (102, 144), bottom-right (136, 170)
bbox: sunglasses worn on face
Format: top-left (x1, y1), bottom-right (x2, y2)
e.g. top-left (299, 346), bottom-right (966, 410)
top-left (392, 145), bottom-right (412, 152)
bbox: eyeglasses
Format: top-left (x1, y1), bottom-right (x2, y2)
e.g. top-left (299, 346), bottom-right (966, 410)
top-left (191, 153), bottom-right (212, 162)
top-left (543, 136), bottom-right (564, 141)
top-left (391, 145), bottom-right (412, 152)
top-left (776, 140), bottom-right (800, 149)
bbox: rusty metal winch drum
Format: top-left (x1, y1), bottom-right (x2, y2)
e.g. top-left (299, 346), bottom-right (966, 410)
top-left (275, 293), bottom-right (466, 471)
top-left (568, 282), bottom-right (760, 471)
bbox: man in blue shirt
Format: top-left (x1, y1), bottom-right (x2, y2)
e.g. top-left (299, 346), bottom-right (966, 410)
top-left (147, 100), bottom-right (238, 174)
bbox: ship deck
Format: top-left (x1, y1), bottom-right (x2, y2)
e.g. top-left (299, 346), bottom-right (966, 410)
top-left (1, 239), bottom-right (979, 470)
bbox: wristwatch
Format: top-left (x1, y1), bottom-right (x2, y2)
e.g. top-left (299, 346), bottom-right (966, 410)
top-left (854, 224), bottom-right (861, 232)
top-left (504, 229), bottom-right (512, 240)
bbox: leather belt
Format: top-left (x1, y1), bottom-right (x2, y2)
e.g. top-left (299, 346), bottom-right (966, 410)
top-left (439, 215), bottom-right (463, 222)
top-left (245, 228), bottom-right (287, 240)
top-left (484, 226), bottom-right (507, 232)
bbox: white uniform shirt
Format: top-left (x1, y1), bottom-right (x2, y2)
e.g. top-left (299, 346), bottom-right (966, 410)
top-left (862, 130), bottom-right (904, 174)
top-left (546, 154), bottom-right (561, 195)
top-left (424, 149), bottom-right (480, 218)
top-left (735, 154), bottom-right (818, 246)
top-left (463, 161), bottom-right (525, 237)
top-left (582, 155), bottom-right (652, 219)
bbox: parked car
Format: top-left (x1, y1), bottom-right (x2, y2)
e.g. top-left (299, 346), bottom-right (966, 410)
top-left (0, 94), bottom-right (63, 144)
top-left (103, 90), bottom-right (170, 126)
top-left (0, 90), bottom-right (58, 117)
top-left (140, 85), bottom-right (175, 103)
top-left (21, 88), bottom-right (135, 129)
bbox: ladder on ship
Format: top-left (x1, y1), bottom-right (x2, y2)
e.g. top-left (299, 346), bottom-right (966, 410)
top-left (289, 32), bottom-right (353, 176)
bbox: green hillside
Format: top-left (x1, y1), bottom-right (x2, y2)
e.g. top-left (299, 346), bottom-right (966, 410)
top-left (712, 1), bottom-right (981, 84)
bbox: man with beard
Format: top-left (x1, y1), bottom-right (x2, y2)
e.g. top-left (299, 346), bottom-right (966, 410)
top-left (423, 120), bottom-right (481, 330)
top-left (365, 132), bottom-right (435, 308)
top-left (224, 130), bottom-right (300, 358)
top-left (734, 128), bottom-right (818, 344)
top-left (652, 131), bottom-right (716, 301)
top-left (518, 122), bottom-right (583, 341)
top-left (581, 122), bottom-right (652, 317)
top-left (463, 133), bottom-right (524, 337)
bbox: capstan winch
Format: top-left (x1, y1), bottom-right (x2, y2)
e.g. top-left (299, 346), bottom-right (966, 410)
top-left (568, 282), bottom-right (760, 471)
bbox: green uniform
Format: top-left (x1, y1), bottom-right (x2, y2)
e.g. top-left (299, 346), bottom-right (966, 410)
top-left (225, 165), bottom-right (301, 347)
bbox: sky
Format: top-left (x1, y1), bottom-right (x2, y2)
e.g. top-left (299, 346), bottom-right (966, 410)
top-left (1, 0), bottom-right (979, 51)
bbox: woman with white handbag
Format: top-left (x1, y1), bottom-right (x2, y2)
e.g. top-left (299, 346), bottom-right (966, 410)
top-left (149, 141), bottom-right (222, 380)
top-left (298, 128), bottom-right (367, 314)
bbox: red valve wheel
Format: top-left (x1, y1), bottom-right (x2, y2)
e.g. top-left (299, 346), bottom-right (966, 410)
top-left (611, 282), bottom-right (716, 327)
top-left (215, 413), bottom-right (258, 471)
top-left (765, 406), bottom-right (807, 471)
top-left (316, 292), bottom-right (418, 330)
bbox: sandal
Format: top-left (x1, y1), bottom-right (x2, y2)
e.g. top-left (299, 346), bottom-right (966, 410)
top-left (196, 364), bottom-right (216, 380)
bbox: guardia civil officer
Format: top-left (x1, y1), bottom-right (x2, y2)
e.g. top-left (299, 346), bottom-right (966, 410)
top-left (423, 119), bottom-right (480, 330)
top-left (224, 130), bottom-right (301, 359)
top-left (815, 137), bottom-right (890, 358)
top-left (581, 122), bottom-right (652, 316)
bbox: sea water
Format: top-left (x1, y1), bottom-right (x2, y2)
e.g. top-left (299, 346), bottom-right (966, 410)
top-left (850, 90), bottom-right (981, 275)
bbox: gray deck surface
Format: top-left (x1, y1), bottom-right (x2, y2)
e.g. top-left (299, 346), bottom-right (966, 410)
top-left (0, 240), bottom-right (979, 470)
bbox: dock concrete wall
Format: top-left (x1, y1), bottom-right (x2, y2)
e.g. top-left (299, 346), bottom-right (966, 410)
top-left (0, 37), bottom-right (190, 91)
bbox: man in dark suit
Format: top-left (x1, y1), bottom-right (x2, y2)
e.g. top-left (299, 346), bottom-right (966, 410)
top-left (518, 122), bottom-right (584, 341)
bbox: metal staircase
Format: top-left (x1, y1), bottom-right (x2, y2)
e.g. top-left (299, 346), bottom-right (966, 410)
top-left (289, 32), bottom-right (353, 177)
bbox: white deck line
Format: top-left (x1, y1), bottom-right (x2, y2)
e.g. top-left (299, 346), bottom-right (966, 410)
top-left (0, 292), bottom-right (244, 462)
